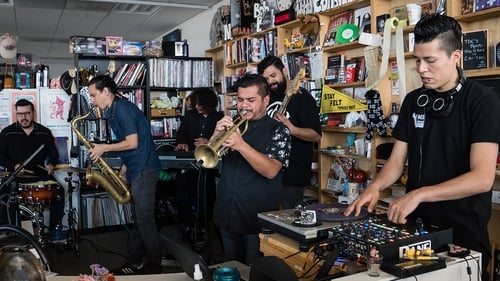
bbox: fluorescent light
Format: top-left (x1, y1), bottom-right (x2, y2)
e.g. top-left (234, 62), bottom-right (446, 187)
top-left (84, 0), bottom-right (209, 9)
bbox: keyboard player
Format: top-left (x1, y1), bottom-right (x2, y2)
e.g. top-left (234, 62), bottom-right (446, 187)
top-left (173, 89), bottom-right (223, 244)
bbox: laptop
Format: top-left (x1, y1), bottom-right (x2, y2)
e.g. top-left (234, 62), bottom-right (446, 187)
top-left (159, 233), bottom-right (248, 281)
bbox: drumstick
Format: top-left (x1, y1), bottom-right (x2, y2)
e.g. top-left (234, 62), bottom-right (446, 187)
top-left (38, 164), bottom-right (49, 172)
top-left (23, 169), bottom-right (35, 174)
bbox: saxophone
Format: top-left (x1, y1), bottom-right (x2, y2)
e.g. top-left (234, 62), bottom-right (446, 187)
top-left (70, 107), bottom-right (131, 204)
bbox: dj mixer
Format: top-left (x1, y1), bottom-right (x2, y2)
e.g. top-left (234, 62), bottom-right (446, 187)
top-left (329, 215), bottom-right (452, 261)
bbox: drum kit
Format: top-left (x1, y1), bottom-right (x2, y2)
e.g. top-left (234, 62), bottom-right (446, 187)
top-left (0, 171), bottom-right (61, 246)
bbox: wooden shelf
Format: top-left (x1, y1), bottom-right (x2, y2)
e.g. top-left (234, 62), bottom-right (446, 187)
top-left (319, 0), bottom-right (370, 17)
top-left (464, 67), bottom-right (500, 78)
top-left (320, 150), bottom-right (370, 161)
top-left (321, 126), bottom-right (366, 134)
top-left (324, 81), bottom-right (366, 89)
top-left (454, 6), bottom-right (500, 22)
top-left (323, 41), bottom-right (363, 53)
top-left (226, 61), bottom-right (247, 69)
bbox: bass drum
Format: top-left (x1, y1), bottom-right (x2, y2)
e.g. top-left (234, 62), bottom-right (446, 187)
top-left (18, 205), bottom-right (45, 246)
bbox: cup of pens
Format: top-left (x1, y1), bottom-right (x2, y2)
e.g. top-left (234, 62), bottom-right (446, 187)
top-left (367, 255), bottom-right (383, 277)
top-left (367, 247), bottom-right (383, 277)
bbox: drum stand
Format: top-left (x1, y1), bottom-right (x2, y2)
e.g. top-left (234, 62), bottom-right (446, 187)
top-left (64, 171), bottom-right (80, 256)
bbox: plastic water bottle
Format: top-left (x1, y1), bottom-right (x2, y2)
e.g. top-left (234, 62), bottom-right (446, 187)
top-left (194, 264), bottom-right (203, 281)
top-left (183, 40), bottom-right (189, 57)
top-left (342, 179), bottom-right (349, 197)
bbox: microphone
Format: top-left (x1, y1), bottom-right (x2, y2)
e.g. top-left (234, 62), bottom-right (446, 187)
top-left (0, 144), bottom-right (45, 192)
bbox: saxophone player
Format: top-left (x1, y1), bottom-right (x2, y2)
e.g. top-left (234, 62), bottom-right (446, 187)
top-left (87, 75), bottom-right (162, 275)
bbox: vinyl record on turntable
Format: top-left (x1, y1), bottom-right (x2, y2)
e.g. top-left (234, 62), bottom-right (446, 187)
top-left (305, 203), bottom-right (369, 222)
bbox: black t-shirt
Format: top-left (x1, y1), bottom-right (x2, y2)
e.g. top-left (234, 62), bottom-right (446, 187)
top-left (213, 116), bottom-right (291, 234)
top-left (392, 79), bottom-right (500, 254)
top-left (267, 87), bottom-right (321, 186)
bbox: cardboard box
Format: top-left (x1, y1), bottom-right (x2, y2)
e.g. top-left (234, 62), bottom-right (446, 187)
top-left (151, 108), bottom-right (178, 117)
top-left (69, 36), bottom-right (106, 55)
top-left (144, 40), bottom-right (163, 57)
top-left (122, 41), bottom-right (143, 56)
top-left (259, 233), bottom-right (341, 280)
top-left (106, 36), bottom-right (123, 55)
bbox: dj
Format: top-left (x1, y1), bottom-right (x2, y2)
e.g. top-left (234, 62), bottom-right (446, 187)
top-left (0, 99), bottom-right (64, 240)
top-left (345, 14), bottom-right (500, 280)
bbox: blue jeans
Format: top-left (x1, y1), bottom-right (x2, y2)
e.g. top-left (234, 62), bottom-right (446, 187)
top-left (128, 168), bottom-right (161, 274)
top-left (220, 229), bottom-right (262, 265)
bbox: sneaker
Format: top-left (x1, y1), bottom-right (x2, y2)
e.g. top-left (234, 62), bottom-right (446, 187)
top-left (112, 262), bottom-right (144, 275)
top-left (49, 225), bottom-right (66, 244)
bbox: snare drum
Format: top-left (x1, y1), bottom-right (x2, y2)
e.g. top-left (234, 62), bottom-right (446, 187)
top-left (18, 180), bottom-right (60, 204)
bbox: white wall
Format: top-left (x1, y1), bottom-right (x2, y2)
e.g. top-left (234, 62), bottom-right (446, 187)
top-left (161, 0), bottom-right (229, 57)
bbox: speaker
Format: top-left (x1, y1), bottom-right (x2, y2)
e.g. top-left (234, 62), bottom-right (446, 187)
top-left (416, 68), bottom-right (466, 118)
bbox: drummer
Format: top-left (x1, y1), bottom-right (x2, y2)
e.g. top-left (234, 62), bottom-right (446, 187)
top-left (0, 99), bottom-right (64, 240)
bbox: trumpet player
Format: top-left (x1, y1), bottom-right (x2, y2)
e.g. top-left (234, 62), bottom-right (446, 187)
top-left (212, 74), bottom-right (291, 265)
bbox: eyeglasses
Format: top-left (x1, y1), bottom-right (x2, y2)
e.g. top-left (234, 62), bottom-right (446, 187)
top-left (16, 111), bottom-right (33, 117)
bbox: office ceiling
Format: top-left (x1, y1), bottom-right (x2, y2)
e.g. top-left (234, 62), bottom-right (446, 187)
top-left (0, 0), bottom-right (222, 65)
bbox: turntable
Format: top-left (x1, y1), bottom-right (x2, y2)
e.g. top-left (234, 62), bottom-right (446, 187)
top-left (257, 203), bottom-right (369, 249)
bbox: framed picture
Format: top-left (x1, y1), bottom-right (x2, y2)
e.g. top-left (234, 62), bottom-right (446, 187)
top-left (175, 41), bottom-right (184, 56)
top-left (106, 36), bottom-right (123, 55)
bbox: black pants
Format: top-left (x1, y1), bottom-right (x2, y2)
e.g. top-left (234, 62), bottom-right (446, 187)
top-left (175, 168), bottom-right (217, 231)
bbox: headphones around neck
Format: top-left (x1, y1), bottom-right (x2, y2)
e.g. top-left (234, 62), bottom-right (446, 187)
top-left (416, 68), bottom-right (466, 118)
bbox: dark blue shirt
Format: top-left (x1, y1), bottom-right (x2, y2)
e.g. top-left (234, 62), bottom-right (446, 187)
top-left (105, 98), bottom-right (161, 182)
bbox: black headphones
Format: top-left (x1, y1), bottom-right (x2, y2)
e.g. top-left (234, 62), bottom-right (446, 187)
top-left (416, 68), bottom-right (466, 118)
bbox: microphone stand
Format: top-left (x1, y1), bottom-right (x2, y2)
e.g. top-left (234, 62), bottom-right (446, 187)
top-left (0, 145), bottom-right (45, 227)
top-left (64, 170), bottom-right (80, 256)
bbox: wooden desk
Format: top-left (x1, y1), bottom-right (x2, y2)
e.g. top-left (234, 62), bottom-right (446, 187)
top-left (47, 261), bottom-right (250, 281)
top-left (259, 233), bottom-right (342, 280)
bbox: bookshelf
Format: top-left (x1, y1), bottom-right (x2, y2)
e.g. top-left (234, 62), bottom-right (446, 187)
top-left (204, 3), bottom-right (500, 252)
top-left (73, 54), bottom-right (213, 230)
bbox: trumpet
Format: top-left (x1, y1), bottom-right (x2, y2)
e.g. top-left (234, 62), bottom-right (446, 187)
top-left (194, 111), bottom-right (248, 169)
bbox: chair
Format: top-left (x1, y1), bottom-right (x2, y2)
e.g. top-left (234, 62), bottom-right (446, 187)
top-left (249, 256), bottom-right (298, 281)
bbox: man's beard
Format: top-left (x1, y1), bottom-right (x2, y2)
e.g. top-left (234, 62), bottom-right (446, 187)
top-left (19, 120), bottom-right (32, 129)
top-left (270, 79), bottom-right (287, 96)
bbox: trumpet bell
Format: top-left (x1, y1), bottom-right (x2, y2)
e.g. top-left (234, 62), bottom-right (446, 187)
top-left (194, 144), bottom-right (219, 169)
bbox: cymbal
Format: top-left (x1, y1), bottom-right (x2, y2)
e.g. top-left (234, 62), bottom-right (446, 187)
top-left (56, 167), bottom-right (86, 173)
top-left (16, 173), bottom-right (38, 179)
top-left (0, 171), bottom-right (40, 178)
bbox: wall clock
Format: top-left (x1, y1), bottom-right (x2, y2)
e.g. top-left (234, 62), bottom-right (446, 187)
top-left (209, 6), bottom-right (225, 48)
top-left (276, 0), bottom-right (292, 11)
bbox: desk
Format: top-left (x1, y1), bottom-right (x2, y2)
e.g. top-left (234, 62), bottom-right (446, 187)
top-left (47, 261), bottom-right (250, 281)
top-left (334, 253), bottom-right (481, 281)
top-left (47, 273), bottom-right (191, 281)
top-left (260, 233), bottom-right (481, 281)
